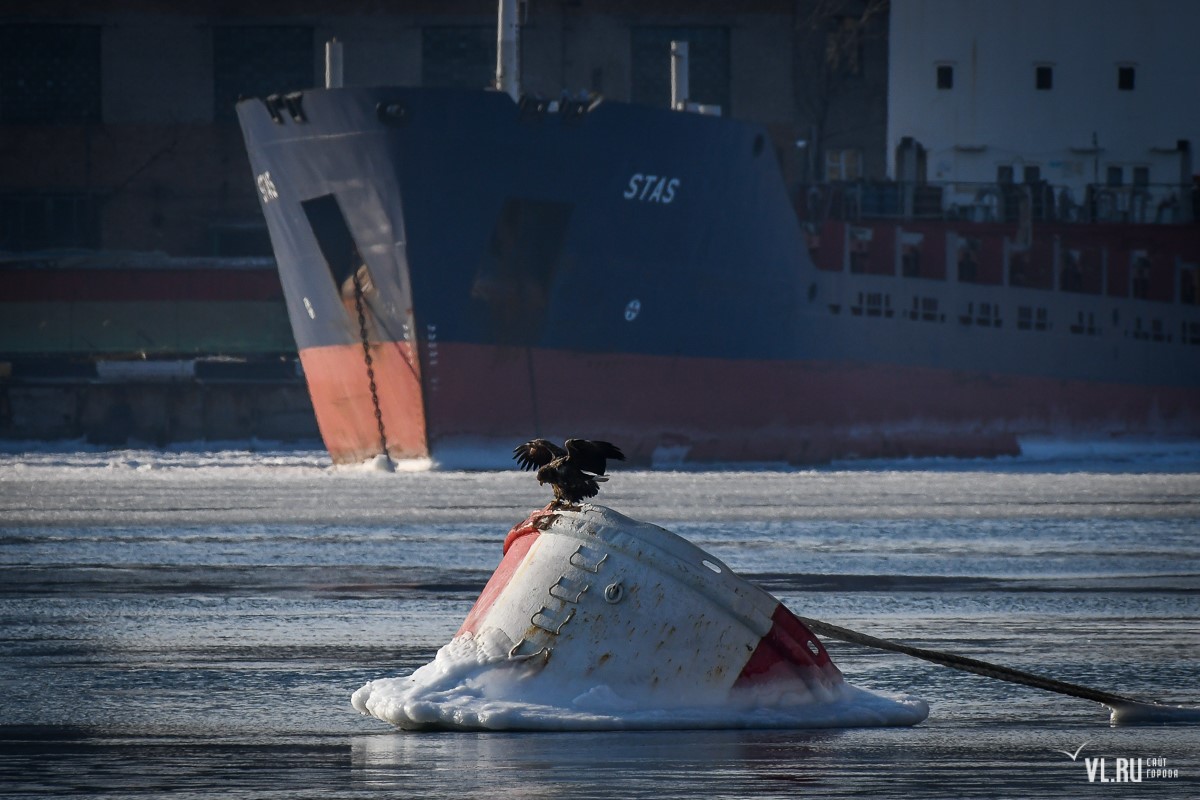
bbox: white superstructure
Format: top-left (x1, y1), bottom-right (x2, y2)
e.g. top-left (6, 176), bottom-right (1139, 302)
top-left (888, 0), bottom-right (1199, 210)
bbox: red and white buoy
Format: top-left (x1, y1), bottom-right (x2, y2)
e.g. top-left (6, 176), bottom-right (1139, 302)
top-left (353, 505), bottom-right (928, 730)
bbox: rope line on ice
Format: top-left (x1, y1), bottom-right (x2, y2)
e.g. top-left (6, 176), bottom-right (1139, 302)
top-left (795, 615), bottom-right (1200, 725)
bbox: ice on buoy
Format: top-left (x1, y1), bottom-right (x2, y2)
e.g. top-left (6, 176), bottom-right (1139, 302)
top-left (352, 505), bottom-right (928, 730)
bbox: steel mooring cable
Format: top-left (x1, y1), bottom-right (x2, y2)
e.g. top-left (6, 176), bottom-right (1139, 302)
top-left (352, 271), bottom-right (392, 466)
top-left (795, 615), bottom-right (1200, 725)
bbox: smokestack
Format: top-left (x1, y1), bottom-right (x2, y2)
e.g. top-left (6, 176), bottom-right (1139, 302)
top-left (496, 0), bottom-right (520, 100)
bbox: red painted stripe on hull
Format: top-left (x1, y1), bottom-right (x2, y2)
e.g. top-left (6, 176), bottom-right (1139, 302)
top-left (299, 339), bottom-right (1200, 465)
top-left (502, 508), bottom-right (557, 554)
top-left (735, 604), bottom-right (843, 690)
top-left (298, 342), bottom-right (428, 463)
top-left (458, 528), bottom-right (540, 636)
top-left (424, 342), bottom-right (1200, 462)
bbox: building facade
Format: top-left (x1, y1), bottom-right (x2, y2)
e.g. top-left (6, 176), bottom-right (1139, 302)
top-left (887, 0), bottom-right (1198, 223)
top-left (0, 0), bottom-right (889, 257)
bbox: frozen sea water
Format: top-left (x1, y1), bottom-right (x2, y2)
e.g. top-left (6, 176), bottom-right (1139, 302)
top-left (0, 442), bottom-right (1198, 797)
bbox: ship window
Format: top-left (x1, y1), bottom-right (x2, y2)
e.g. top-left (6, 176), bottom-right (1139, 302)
top-left (301, 194), bottom-right (360, 292)
top-left (0, 192), bottom-right (100, 251)
top-left (213, 26), bottom-right (313, 121)
top-left (957, 238), bottom-right (980, 282)
top-left (1133, 166), bottom-right (1150, 186)
top-left (421, 26), bottom-right (496, 89)
top-left (1070, 311), bottom-right (1100, 336)
top-left (1023, 165), bottom-right (1041, 184)
top-left (996, 166), bottom-right (1014, 185)
top-left (825, 149), bottom-right (862, 181)
top-left (1118, 65), bottom-right (1135, 91)
top-left (901, 245), bottom-right (920, 277)
top-left (1017, 306), bottom-right (1047, 331)
top-left (936, 64), bottom-right (953, 90)
top-left (1106, 166), bottom-right (1123, 187)
top-left (860, 292), bottom-right (890, 317)
top-left (1132, 255), bottom-right (1150, 299)
top-left (1185, 321), bottom-right (1200, 345)
top-left (631, 26), bottom-right (731, 113)
top-left (1181, 268), bottom-right (1197, 305)
top-left (976, 302), bottom-right (1000, 327)
top-left (0, 24), bottom-right (101, 122)
top-left (1035, 65), bottom-right (1053, 90)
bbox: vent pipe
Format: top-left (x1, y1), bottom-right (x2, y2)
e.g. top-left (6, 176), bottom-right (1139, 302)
top-left (325, 39), bottom-right (343, 89)
top-left (496, 0), bottom-right (520, 100)
top-left (670, 40), bottom-right (689, 110)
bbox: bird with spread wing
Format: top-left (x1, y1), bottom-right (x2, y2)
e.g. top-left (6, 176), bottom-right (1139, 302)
top-left (513, 438), bottom-right (626, 505)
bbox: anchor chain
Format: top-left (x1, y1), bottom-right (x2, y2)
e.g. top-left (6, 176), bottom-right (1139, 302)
top-left (352, 270), bottom-right (391, 462)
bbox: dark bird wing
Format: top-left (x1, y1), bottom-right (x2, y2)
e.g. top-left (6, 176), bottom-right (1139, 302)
top-left (513, 438), bottom-right (566, 471)
top-left (564, 439), bottom-right (626, 475)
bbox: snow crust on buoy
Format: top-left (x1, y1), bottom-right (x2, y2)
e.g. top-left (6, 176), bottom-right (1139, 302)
top-left (353, 505), bottom-right (928, 731)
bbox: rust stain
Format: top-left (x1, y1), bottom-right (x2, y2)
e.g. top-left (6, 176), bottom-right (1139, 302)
top-left (532, 512), bottom-right (558, 531)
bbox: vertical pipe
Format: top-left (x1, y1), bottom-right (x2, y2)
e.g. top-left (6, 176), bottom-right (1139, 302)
top-left (946, 232), bottom-right (956, 281)
top-left (670, 40), bottom-right (689, 110)
top-left (496, 0), bottom-right (520, 100)
top-left (325, 39), bottom-right (344, 89)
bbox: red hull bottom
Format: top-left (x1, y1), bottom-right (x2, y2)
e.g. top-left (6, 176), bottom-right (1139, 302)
top-left (298, 342), bottom-right (428, 463)
top-left (300, 341), bottom-right (1200, 465)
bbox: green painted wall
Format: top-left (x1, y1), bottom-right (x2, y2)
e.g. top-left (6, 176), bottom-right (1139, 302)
top-left (0, 301), bottom-right (296, 356)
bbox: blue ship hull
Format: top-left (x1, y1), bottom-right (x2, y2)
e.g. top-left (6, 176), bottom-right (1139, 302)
top-left (238, 87), bottom-right (1200, 464)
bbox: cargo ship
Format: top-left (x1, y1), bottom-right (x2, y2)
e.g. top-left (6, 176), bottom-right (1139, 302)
top-left (236, 19), bottom-right (1200, 467)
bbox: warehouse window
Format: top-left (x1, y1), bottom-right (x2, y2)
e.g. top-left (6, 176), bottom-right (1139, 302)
top-left (631, 27), bottom-right (730, 113)
top-left (0, 192), bottom-right (101, 251)
top-left (825, 149), bottom-right (862, 181)
top-left (422, 26), bottom-right (496, 89)
top-left (213, 26), bottom-right (313, 121)
top-left (0, 25), bottom-right (101, 122)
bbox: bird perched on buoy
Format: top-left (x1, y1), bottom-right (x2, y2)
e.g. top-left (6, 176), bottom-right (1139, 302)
top-left (513, 438), bottom-right (625, 505)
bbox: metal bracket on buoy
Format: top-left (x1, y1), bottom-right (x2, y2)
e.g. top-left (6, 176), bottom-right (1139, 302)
top-left (507, 637), bottom-right (550, 663)
top-left (531, 605), bottom-right (575, 635)
top-left (569, 544), bottom-right (608, 573)
top-left (549, 574), bottom-right (589, 603)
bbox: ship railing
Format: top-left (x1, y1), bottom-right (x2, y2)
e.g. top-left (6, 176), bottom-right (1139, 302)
top-left (798, 181), bottom-right (1197, 226)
